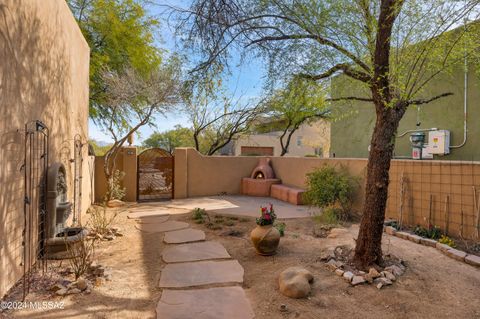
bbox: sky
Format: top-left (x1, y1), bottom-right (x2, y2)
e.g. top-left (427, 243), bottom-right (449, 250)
top-left (88, 0), bottom-right (267, 144)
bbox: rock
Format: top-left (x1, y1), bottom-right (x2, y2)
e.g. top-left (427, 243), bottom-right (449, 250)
top-left (358, 271), bottom-right (366, 275)
top-left (278, 267), bottom-right (314, 299)
top-left (107, 199), bottom-right (124, 208)
top-left (420, 238), bottom-right (437, 247)
top-left (335, 269), bottom-right (345, 276)
top-left (90, 261), bottom-right (100, 270)
top-left (94, 267), bottom-right (105, 276)
top-left (104, 234), bottom-right (115, 241)
top-left (327, 228), bottom-right (349, 239)
top-left (95, 277), bottom-right (105, 287)
top-left (395, 231), bottom-right (410, 240)
top-left (382, 271), bottom-right (396, 281)
top-left (407, 234), bottom-right (422, 244)
top-left (75, 278), bottom-right (88, 291)
top-left (384, 265), bottom-right (404, 277)
top-left (351, 276), bottom-right (366, 286)
top-left (343, 271), bottom-right (354, 282)
top-left (364, 274), bottom-right (374, 283)
top-left (68, 288), bottom-right (81, 295)
top-left (436, 242), bottom-right (452, 253)
top-left (326, 259), bottom-right (343, 271)
top-left (385, 226), bottom-right (397, 235)
top-left (56, 288), bottom-right (68, 296)
top-left (465, 254), bottom-right (480, 267)
top-left (50, 283), bottom-right (66, 292)
top-left (318, 249), bottom-right (336, 261)
top-left (368, 268), bottom-right (381, 279)
top-left (374, 277), bottom-right (392, 289)
top-left (445, 249), bottom-right (467, 262)
top-left (279, 304), bottom-right (288, 312)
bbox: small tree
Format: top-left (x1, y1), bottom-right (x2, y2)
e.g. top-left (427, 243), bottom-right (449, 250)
top-left (261, 79), bottom-right (330, 156)
top-left (142, 125), bottom-right (195, 154)
top-left (98, 60), bottom-right (182, 198)
top-left (185, 75), bottom-right (265, 155)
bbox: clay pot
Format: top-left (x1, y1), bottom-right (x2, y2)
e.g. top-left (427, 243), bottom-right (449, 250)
top-left (250, 224), bottom-right (280, 255)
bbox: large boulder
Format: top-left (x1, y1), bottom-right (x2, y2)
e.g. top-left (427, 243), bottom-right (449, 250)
top-left (278, 267), bottom-right (314, 298)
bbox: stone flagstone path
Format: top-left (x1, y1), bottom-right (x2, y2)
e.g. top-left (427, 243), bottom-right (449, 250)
top-left (130, 209), bottom-right (254, 319)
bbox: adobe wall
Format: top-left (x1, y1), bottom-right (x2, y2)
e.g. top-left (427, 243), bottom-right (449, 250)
top-left (0, 0), bottom-right (90, 297)
top-left (175, 148), bottom-right (480, 240)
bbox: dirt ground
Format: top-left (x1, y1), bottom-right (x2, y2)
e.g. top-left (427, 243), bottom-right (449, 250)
top-left (2, 206), bottom-right (480, 319)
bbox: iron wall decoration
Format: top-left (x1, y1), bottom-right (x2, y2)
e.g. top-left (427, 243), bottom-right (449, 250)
top-left (72, 134), bottom-right (84, 225)
top-left (137, 148), bottom-right (174, 201)
top-left (22, 120), bottom-right (49, 300)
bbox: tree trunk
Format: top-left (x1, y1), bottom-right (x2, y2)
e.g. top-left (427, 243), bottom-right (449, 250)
top-left (353, 104), bottom-right (404, 268)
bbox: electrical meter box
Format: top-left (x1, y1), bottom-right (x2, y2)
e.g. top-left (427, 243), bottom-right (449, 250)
top-left (426, 130), bottom-right (450, 155)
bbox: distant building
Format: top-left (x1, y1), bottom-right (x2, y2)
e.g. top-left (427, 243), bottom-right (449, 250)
top-left (330, 66), bottom-right (479, 160)
top-left (232, 119), bottom-right (330, 157)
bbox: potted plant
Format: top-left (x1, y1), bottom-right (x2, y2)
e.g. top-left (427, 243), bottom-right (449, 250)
top-left (250, 204), bottom-right (281, 255)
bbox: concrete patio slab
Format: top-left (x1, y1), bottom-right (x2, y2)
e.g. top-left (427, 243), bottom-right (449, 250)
top-left (135, 216), bottom-right (169, 224)
top-left (128, 208), bottom-right (171, 219)
top-left (135, 221), bottom-right (189, 233)
top-left (159, 260), bottom-right (244, 288)
top-left (163, 228), bottom-right (205, 244)
top-left (156, 287), bottom-right (254, 319)
top-left (162, 241), bottom-right (231, 263)
top-left (138, 195), bottom-right (317, 219)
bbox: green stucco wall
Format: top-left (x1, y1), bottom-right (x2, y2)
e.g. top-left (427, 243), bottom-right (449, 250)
top-left (330, 68), bottom-right (480, 160)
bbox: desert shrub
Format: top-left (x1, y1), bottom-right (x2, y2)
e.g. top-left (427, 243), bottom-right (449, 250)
top-left (313, 207), bottom-right (349, 224)
top-left (304, 165), bottom-right (357, 213)
top-left (66, 232), bottom-right (96, 280)
top-left (105, 170), bottom-right (126, 201)
top-left (439, 235), bottom-right (456, 247)
top-left (192, 208), bottom-right (206, 219)
top-left (87, 205), bottom-right (119, 235)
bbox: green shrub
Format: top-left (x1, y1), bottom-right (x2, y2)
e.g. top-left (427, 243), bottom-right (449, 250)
top-left (192, 208), bottom-right (206, 220)
top-left (105, 170), bottom-right (126, 201)
top-left (275, 222), bottom-right (286, 236)
top-left (314, 207), bottom-right (345, 224)
top-left (304, 165), bottom-right (358, 213)
top-left (414, 225), bottom-right (442, 240)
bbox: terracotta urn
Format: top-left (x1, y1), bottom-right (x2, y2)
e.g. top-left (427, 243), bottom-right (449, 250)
top-left (250, 224), bottom-right (280, 255)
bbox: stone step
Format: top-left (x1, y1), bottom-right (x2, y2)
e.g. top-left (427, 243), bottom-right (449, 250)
top-left (162, 241), bottom-right (231, 263)
top-left (159, 260), bottom-right (244, 288)
top-left (163, 228), bottom-right (205, 244)
top-left (156, 286), bottom-right (254, 319)
top-left (135, 221), bottom-right (189, 233)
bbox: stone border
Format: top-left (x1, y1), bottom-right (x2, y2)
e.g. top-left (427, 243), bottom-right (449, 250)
top-left (384, 226), bottom-right (480, 267)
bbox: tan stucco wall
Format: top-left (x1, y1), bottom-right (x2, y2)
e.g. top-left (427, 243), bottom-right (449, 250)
top-left (0, 0), bottom-right (90, 297)
top-left (94, 147), bottom-right (138, 203)
top-left (234, 119), bottom-right (330, 157)
top-left (175, 148), bottom-right (480, 239)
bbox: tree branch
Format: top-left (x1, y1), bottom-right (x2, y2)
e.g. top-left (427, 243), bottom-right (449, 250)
top-left (326, 96), bottom-right (373, 102)
top-left (407, 92), bottom-right (453, 106)
top-left (298, 63), bottom-right (371, 83)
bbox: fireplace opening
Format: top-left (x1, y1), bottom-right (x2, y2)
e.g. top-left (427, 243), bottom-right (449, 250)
top-left (254, 172), bottom-right (264, 179)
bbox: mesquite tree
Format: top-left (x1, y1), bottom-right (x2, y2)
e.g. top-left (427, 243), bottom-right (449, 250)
top-left (174, 0), bottom-right (480, 267)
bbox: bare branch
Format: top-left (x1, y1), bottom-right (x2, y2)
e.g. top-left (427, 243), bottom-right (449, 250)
top-left (407, 92), bottom-right (453, 106)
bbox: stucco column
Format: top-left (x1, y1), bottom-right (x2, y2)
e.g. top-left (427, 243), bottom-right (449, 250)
top-left (121, 146), bottom-right (138, 202)
top-left (174, 148), bottom-right (188, 199)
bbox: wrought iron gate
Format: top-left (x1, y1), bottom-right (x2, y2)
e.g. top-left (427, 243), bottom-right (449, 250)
top-left (137, 148), bottom-right (173, 201)
top-left (23, 120), bottom-right (49, 299)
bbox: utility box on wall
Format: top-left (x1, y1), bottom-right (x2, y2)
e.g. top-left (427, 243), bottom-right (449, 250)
top-left (427, 130), bottom-right (450, 155)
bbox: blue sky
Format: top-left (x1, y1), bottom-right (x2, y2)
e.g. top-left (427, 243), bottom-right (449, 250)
top-left (89, 0), bottom-right (267, 144)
